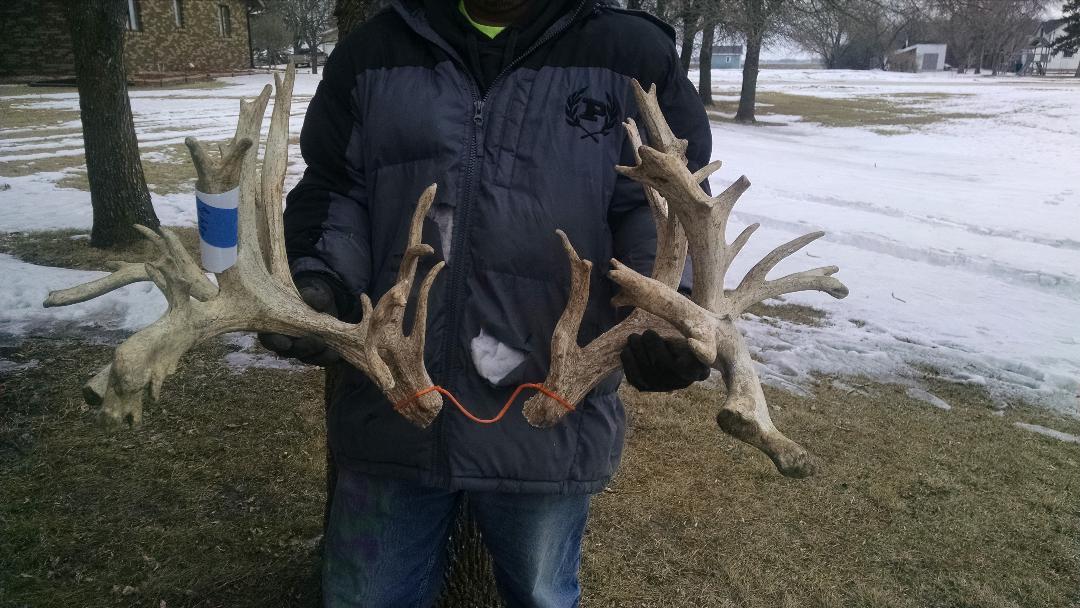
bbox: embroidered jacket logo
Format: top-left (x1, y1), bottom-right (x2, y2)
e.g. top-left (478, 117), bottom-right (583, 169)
top-left (565, 87), bottom-right (620, 142)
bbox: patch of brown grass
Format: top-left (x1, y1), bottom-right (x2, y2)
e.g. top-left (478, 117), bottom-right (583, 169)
top-left (129, 80), bottom-right (229, 92)
top-left (0, 155), bottom-right (84, 180)
top-left (0, 97), bottom-right (80, 131)
top-left (707, 91), bottom-right (988, 130)
top-left (1, 334), bottom-right (1077, 607)
top-left (0, 338), bottom-right (327, 607)
top-left (0, 227), bottom-right (200, 271)
top-left (745, 302), bottom-right (828, 327)
top-left (52, 143), bottom-right (198, 195)
top-left (583, 377), bottom-right (1080, 607)
top-left (0, 91), bottom-right (202, 194)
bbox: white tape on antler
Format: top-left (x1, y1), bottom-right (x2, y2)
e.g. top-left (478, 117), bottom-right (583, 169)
top-left (195, 187), bottom-right (240, 273)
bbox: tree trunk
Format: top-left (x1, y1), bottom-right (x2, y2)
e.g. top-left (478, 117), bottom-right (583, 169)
top-left (309, 44), bottom-right (319, 75)
top-left (434, 506), bottom-right (501, 607)
top-left (698, 21), bottom-right (716, 106)
top-left (65, 0), bottom-right (159, 248)
top-left (655, 0), bottom-right (669, 21)
top-left (323, 367), bottom-right (343, 533)
top-left (335, 0), bottom-right (375, 35)
top-left (679, 16), bottom-right (698, 75)
top-left (735, 30), bottom-right (763, 123)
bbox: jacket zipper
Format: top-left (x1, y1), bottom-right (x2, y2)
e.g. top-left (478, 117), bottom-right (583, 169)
top-left (435, 0), bottom-right (590, 481)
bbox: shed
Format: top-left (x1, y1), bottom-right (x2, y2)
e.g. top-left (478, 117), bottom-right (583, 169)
top-left (891, 44), bottom-right (947, 72)
top-left (711, 45), bottom-right (743, 70)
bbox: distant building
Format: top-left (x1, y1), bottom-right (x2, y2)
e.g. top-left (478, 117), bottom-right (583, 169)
top-left (319, 27), bottom-right (339, 58)
top-left (1017, 19), bottom-right (1079, 76)
top-left (711, 45), bottom-right (743, 70)
top-left (890, 43), bottom-right (947, 73)
top-left (0, 0), bottom-right (255, 82)
top-left (760, 58), bottom-right (826, 69)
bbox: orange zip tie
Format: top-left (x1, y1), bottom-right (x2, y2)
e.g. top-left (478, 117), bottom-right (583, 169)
top-left (393, 383), bottom-right (576, 425)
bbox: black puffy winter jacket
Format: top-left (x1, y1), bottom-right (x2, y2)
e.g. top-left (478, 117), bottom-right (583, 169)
top-left (283, 0), bottom-right (711, 494)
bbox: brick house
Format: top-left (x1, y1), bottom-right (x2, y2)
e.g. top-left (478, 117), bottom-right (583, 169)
top-left (0, 0), bottom-right (254, 82)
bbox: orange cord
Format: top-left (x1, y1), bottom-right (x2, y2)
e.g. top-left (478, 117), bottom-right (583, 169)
top-left (393, 383), bottom-right (575, 425)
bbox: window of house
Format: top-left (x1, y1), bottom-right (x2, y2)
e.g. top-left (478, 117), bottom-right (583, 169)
top-left (126, 0), bottom-right (141, 31)
top-left (173, 0), bottom-right (185, 27)
top-left (219, 5), bottom-right (232, 37)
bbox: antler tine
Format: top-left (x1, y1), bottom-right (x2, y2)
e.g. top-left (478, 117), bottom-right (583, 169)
top-left (353, 185), bottom-right (444, 428)
top-left (622, 116), bottom-right (670, 220)
top-left (409, 260), bottom-right (447, 350)
top-left (44, 262), bottom-right (160, 308)
top-left (398, 184), bottom-right (438, 286)
top-left (230, 85), bottom-right (273, 276)
top-left (44, 73), bottom-right (451, 430)
top-left (521, 231), bottom-right (594, 427)
top-left (628, 79), bottom-right (686, 158)
top-left (730, 231), bottom-right (849, 314)
top-left (259, 63), bottom-right (297, 291)
top-left (187, 136), bottom-right (251, 194)
top-left (732, 266), bottom-right (848, 315)
top-left (522, 86), bottom-right (699, 427)
top-left (43, 223), bottom-right (218, 308)
top-left (601, 79), bottom-right (848, 478)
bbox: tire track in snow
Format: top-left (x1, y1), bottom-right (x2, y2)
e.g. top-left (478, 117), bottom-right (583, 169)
top-left (798, 193), bottom-right (1080, 252)
top-left (732, 210), bottom-right (1080, 299)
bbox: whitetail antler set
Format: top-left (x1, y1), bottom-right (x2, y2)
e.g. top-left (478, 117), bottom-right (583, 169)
top-left (45, 66), bottom-right (847, 478)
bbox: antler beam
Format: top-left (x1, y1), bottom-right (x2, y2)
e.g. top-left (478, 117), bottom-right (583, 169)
top-left (608, 80), bottom-right (849, 478)
top-left (527, 80), bottom-right (848, 479)
top-left (520, 111), bottom-right (689, 428)
top-left (44, 65), bottom-right (444, 428)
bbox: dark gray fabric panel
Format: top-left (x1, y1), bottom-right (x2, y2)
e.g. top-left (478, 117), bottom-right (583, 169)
top-left (287, 4), bottom-right (712, 494)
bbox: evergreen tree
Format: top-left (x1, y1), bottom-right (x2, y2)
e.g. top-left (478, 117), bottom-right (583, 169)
top-left (1053, 0), bottom-right (1080, 53)
top-left (1053, 0), bottom-right (1080, 76)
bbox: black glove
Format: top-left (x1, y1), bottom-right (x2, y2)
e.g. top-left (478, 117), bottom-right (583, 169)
top-left (257, 273), bottom-right (345, 366)
top-left (620, 330), bottom-right (711, 392)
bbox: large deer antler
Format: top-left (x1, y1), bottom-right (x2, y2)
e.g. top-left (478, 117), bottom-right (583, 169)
top-left (43, 66), bottom-right (445, 428)
top-left (525, 81), bottom-right (849, 478)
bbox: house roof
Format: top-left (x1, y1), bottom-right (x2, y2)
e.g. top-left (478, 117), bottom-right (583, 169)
top-left (712, 45), bottom-right (743, 55)
top-left (1030, 19), bottom-right (1068, 46)
top-left (1038, 18), bottom-right (1067, 35)
top-left (896, 43), bottom-right (947, 53)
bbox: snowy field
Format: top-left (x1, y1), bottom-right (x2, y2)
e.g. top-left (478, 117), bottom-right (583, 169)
top-left (1, 69), bottom-right (1078, 416)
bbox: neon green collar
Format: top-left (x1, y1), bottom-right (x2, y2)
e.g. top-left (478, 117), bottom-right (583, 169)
top-left (458, 0), bottom-right (507, 39)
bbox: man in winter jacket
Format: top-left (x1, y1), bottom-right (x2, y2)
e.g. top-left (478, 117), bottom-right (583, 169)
top-left (259, 0), bottom-right (713, 605)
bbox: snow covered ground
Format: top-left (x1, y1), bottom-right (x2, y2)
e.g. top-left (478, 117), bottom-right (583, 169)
top-left (699, 70), bottom-right (1080, 414)
top-left (1, 69), bottom-right (1077, 414)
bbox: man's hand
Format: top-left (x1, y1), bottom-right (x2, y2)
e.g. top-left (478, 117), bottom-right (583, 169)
top-left (258, 273), bottom-right (343, 366)
top-left (620, 330), bottom-right (711, 392)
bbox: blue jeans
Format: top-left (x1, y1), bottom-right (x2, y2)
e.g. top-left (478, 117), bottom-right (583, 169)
top-left (323, 469), bottom-right (591, 608)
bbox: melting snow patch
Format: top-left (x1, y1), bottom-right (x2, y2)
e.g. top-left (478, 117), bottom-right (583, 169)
top-left (1014, 422), bottom-right (1080, 444)
top-left (223, 333), bottom-right (306, 373)
top-left (3, 70), bottom-right (1080, 413)
top-left (905, 387), bottom-right (952, 410)
top-left (0, 254), bottom-right (167, 336)
top-left (0, 358), bottom-right (39, 374)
